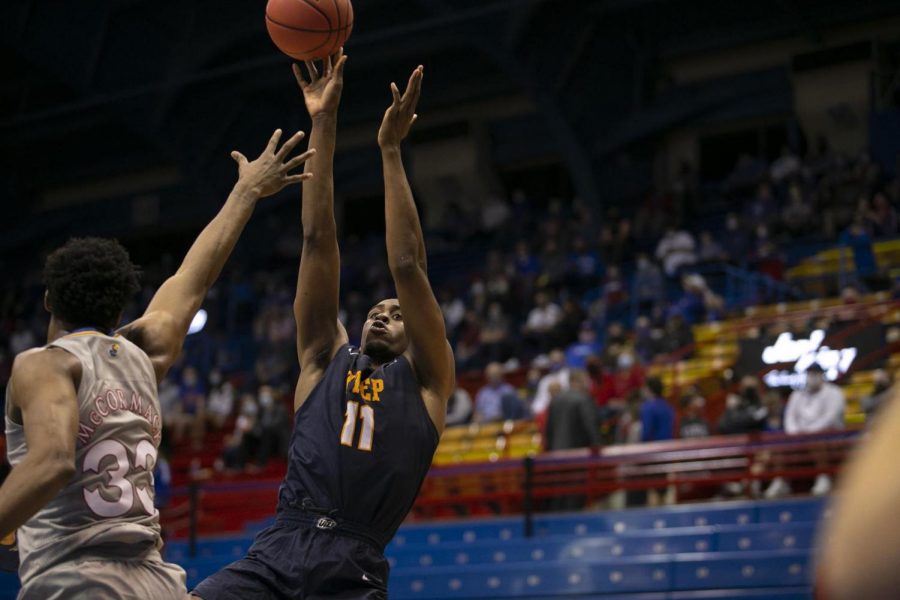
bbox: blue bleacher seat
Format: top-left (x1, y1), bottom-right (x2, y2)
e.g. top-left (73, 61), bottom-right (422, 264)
top-left (672, 550), bottom-right (810, 590)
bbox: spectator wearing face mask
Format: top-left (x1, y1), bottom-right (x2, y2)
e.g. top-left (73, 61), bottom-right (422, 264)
top-left (206, 369), bottom-right (235, 430)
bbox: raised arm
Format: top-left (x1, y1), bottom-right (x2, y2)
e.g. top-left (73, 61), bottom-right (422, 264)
top-left (0, 349), bottom-right (79, 537)
top-left (378, 66), bottom-right (455, 428)
top-left (120, 129), bottom-right (315, 382)
top-left (292, 50), bottom-right (349, 387)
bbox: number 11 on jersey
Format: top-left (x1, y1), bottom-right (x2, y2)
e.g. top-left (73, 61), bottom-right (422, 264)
top-left (340, 401), bottom-right (375, 451)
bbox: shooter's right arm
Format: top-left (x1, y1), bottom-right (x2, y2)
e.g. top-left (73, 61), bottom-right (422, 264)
top-left (293, 51), bottom-right (349, 406)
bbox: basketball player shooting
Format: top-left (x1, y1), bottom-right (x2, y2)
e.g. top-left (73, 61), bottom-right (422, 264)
top-left (191, 53), bottom-right (454, 600)
top-left (0, 130), bottom-right (315, 600)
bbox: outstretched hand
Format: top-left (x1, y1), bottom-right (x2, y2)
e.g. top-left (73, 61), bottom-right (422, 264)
top-left (232, 129), bottom-right (316, 198)
top-left (293, 48), bottom-right (347, 119)
top-left (378, 65), bottom-right (423, 149)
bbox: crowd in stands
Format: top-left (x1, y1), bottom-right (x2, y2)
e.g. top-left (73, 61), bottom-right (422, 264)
top-left (1, 135), bottom-right (899, 476)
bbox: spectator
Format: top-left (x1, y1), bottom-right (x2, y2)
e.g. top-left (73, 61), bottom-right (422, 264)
top-left (474, 363), bottom-right (517, 423)
top-left (454, 310), bottom-right (482, 370)
top-left (782, 183), bottom-right (814, 237)
top-left (566, 322), bottom-right (602, 369)
top-left (633, 316), bottom-right (661, 364)
top-left (545, 369), bottom-right (599, 451)
top-left (522, 291), bottom-right (562, 354)
top-left (439, 288), bottom-right (465, 333)
top-left (640, 376), bottom-right (674, 443)
top-left (480, 301), bottom-right (511, 363)
top-left (640, 377), bottom-right (675, 507)
top-left (745, 182), bottom-right (778, 229)
top-left (655, 226), bottom-right (697, 277)
top-left (158, 376), bottom-right (181, 432)
top-left (632, 254), bottom-right (666, 314)
top-left (216, 393), bottom-right (260, 472)
top-left (480, 193), bottom-right (511, 233)
top-left (766, 364), bottom-right (845, 498)
top-left (615, 391), bottom-right (644, 445)
top-left (585, 355), bottom-right (614, 408)
top-left (173, 366), bottom-right (207, 448)
top-left (610, 351), bottom-right (646, 404)
top-left (660, 314), bottom-right (694, 356)
top-left (770, 146), bottom-right (801, 184)
top-left (446, 387), bottom-right (473, 426)
top-left (697, 231), bottom-right (725, 263)
top-left (206, 369), bottom-right (235, 430)
top-left (718, 376), bottom-right (768, 435)
top-left (531, 349), bottom-right (571, 416)
top-left (721, 213), bottom-right (750, 265)
top-left (256, 385), bottom-right (291, 468)
top-left (569, 236), bottom-right (603, 291)
top-left (867, 192), bottom-right (898, 238)
top-left (840, 215), bottom-right (879, 288)
top-left (860, 369), bottom-right (893, 422)
top-left (679, 389), bottom-right (710, 439)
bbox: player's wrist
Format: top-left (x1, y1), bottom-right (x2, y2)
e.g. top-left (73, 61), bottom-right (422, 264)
top-left (231, 181), bottom-right (263, 204)
top-left (311, 112), bottom-right (338, 125)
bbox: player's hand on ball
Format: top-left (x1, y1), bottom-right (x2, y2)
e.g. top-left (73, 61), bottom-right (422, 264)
top-left (293, 48), bottom-right (347, 119)
top-left (378, 65), bottom-right (423, 149)
top-left (231, 129), bottom-right (316, 198)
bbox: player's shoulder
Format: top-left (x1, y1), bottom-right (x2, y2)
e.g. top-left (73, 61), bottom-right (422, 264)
top-left (11, 345), bottom-right (80, 380)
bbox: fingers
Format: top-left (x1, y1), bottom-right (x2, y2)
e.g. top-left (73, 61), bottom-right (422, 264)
top-left (390, 82), bottom-right (401, 105)
top-left (265, 129), bottom-right (283, 154)
top-left (407, 66), bottom-right (423, 111)
top-left (275, 130), bottom-right (306, 161)
top-left (283, 148), bottom-right (317, 171)
top-left (292, 63), bottom-right (308, 89)
top-left (333, 53), bottom-right (348, 80)
top-left (230, 150), bottom-right (248, 166)
top-left (322, 55), bottom-right (332, 78)
top-left (304, 59), bottom-right (319, 82)
top-left (401, 67), bottom-right (418, 102)
top-left (284, 173), bottom-right (313, 185)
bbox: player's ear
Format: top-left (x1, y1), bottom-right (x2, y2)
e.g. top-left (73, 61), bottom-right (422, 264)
top-left (44, 290), bottom-right (52, 313)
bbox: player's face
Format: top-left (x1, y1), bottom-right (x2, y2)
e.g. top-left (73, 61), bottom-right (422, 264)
top-left (361, 299), bottom-right (408, 360)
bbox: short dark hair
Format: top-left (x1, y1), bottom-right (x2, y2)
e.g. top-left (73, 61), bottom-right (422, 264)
top-left (43, 237), bottom-right (140, 330)
top-left (646, 376), bottom-right (664, 397)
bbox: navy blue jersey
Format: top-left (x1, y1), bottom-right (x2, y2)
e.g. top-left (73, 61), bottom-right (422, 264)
top-left (278, 345), bottom-right (439, 545)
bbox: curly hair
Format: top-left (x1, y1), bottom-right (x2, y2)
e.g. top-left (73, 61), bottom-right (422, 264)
top-left (43, 237), bottom-right (141, 331)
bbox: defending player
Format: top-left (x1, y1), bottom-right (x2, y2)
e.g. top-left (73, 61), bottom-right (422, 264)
top-left (1, 129), bottom-right (315, 599)
top-left (192, 53), bottom-right (453, 600)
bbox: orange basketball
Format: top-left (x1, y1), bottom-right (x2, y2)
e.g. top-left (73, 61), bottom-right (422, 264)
top-left (265, 0), bottom-right (354, 61)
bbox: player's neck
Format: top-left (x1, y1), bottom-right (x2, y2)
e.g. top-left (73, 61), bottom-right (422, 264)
top-left (46, 317), bottom-right (108, 343)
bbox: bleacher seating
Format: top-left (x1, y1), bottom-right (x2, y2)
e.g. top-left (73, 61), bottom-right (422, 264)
top-left (78, 497), bottom-right (827, 600)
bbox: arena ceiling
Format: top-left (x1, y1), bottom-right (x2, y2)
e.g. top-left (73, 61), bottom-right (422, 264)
top-left (1, 0), bottom-right (898, 249)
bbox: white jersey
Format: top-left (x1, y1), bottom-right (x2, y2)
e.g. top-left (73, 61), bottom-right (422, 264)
top-left (5, 329), bottom-right (165, 587)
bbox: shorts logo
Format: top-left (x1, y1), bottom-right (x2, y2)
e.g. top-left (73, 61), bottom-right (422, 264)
top-left (316, 517), bottom-right (337, 530)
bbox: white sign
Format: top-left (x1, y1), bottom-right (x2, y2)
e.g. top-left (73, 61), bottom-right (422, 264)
top-left (760, 329), bottom-right (857, 389)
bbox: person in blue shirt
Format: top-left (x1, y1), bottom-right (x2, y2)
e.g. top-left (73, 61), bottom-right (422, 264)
top-left (565, 321), bottom-right (602, 368)
top-left (840, 215), bottom-right (878, 287)
top-left (638, 376), bottom-right (675, 506)
top-left (640, 376), bottom-right (674, 442)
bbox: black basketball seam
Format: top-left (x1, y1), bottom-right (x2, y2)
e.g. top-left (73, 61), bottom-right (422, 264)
top-left (266, 15), bottom-right (338, 57)
top-left (298, 0), bottom-right (331, 29)
top-left (265, 13), bottom-right (352, 34)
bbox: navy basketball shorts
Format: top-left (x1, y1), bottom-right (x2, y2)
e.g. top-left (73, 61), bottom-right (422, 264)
top-left (191, 513), bottom-right (389, 600)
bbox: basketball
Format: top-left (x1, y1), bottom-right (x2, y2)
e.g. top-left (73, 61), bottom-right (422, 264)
top-left (265, 0), bottom-right (354, 61)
